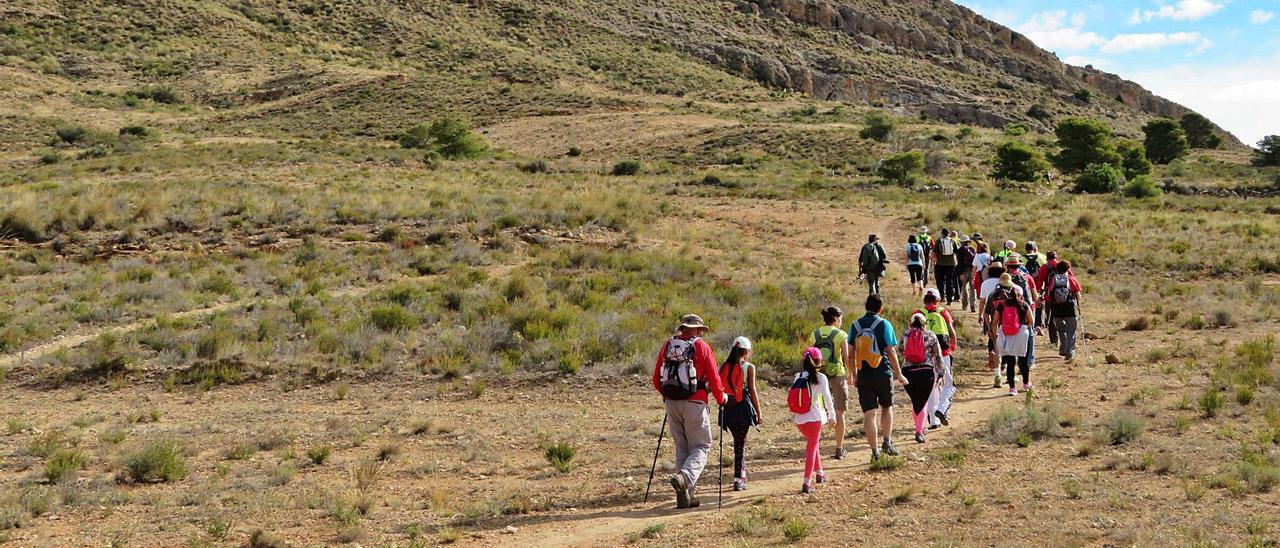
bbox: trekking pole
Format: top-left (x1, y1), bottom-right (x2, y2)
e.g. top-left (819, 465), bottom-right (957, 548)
top-left (718, 407), bottom-right (725, 510)
top-left (643, 414), bottom-right (668, 504)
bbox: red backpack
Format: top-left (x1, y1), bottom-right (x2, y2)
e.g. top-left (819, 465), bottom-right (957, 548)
top-left (1001, 301), bottom-right (1024, 336)
top-left (903, 328), bottom-right (928, 364)
top-left (787, 373), bottom-right (812, 414)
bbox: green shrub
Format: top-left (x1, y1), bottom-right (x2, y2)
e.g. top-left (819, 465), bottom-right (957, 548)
top-left (1116, 139), bottom-right (1152, 180)
top-left (44, 449), bottom-right (85, 483)
top-left (858, 111), bottom-right (895, 141)
top-left (1052, 117), bottom-right (1121, 174)
top-left (1142, 117), bottom-right (1189, 164)
top-left (990, 141), bottom-right (1050, 182)
top-left (1003, 123), bottom-right (1030, 136)
top-left (1200, 389), bottom-right (1225, 417)
top-left (518, 160), bottom-right (549, 173)
top-left (127, 85), bottom-right (181, 104)
top-left (307, 445), bottom-right (332, 465)
top-left (370, 304), bottom-right (418, 331)
top-left (118, 125), bottom-right (153, 138)
top-left (1073, 163), bottom-right (1124, 194)
top-left (1253, 135), bottom-right (1280, 167)
top-left (55, 125), bottom-right (87, 145)
top-left (1101, 410), bottom-right (1144, 445)
top-left (123, 440), bottom-right (187, 483)
top-left (398, 117), bottom-right (486, 159)
top-left (986, 401), bottom-right (1063, 445)
top-left (566, 146), bottom-right (581, 157)
top-left (877, 151), bottom-right (925, 186)
top-left (1180, 112), bottom-right (1222, 149)
top-left (1073, 88), bottom-right (1092, 103)
top-left (37, 151), bottom-right (61, 165)
top-left (868, 454), bottom-right (905, 471)
top-left (610, 160), bottom-right (641, 176)
top-left (544, 441), bottom-right (576, 473)
top-left (1121, 176), bottom-right (1162, 198)
top-left (781, 517), bottom-right (812, 542)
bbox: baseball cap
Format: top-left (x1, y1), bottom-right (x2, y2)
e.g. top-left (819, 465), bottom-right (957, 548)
top-left (732, 336), bottom-right (752, 351)
top-left (804, 347), bottom-right (822, 363)
top-left (924, 288), bottom-right (940, 300)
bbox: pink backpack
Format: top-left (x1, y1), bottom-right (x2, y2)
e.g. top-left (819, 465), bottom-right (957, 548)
top-left (903, 328), bottom-right (928, 364)
top-left (1001, 302), bottom-right (1023, 336)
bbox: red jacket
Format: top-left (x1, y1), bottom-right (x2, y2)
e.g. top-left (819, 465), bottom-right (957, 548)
top-left (652, 336), bottom-right (726, 405)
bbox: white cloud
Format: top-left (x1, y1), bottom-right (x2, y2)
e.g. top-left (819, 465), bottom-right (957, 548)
top-left (1127, 9), bottom-right (1143, 25)
top-left (1017, 11), bottom-right (1105, 52)
top-left (1129, 56), bottom-right (1280, 146)
top-left (1141, 0), bottom-right (1224, 22)
top-left (1100, 32), bottom-right (1207, 54)
top-left (1251, 10), bottom-right (1275, 24)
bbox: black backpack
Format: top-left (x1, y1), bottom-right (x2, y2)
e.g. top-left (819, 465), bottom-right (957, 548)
top-left (908, 244), bottom-right (921, 263)
top-left (860, 242), bottom-right (883, 274)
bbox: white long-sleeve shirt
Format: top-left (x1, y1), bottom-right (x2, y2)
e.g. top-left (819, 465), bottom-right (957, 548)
top-left (792, 372), bottom-right (836, 425)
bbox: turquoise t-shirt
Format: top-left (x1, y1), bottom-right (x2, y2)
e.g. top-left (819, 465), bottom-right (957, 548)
top-left (852, 313), bottom-right (898, 379)
top-left (905, 243), bottom-right (924, 266)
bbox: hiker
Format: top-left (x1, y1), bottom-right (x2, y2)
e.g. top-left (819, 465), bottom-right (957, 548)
top-left (1005, 255), bottom-right (1039, 370)
top-left (901, 312), bottom-right (944, 443)
top-left (1034, 251), bottom-right (1061, 344)
top-left (810, 306), bottom-right (851, 459)
top-left (990, 275), bottom-right (1033, 395)
top-left (718, 336), bottom-right (761, 491)
top-left (858, 234), bottom-right (888, 296)
top-left (905, 235), bottom-right (925, 295)
top-left (790, 347), bottom-right (836, 494)
top-left (932, 229), bottom-right (959, 305)
top-left (918, 289), bottom-right (957, 429)
top-left (979, 261), bottom-right (1015, 388)
top-left (971, 241), bottom-right (992, 315)
top-left (917, 227), bottom-right (933, 286)
top-left (993, 240), bottom-right (1017, 264)
top-left (957, 235), bottom-right (978, 313)
top-left (850, 294), bottom-right (908, 461)
top-left (652, 314), bottom-right (727, 509)
top-left (1046, 260), bottom-right (1083, 361)
top-left (1023, 242), bottom-right (1047, 286)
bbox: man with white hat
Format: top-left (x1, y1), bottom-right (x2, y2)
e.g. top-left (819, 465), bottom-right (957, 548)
top-left (917, 226), bottom-right (933, 286)
top-left (652, 314), bottom-right (727, 509)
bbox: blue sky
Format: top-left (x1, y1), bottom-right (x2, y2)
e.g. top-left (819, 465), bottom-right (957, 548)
top-left (954, 0), bottom-right (1280, 145)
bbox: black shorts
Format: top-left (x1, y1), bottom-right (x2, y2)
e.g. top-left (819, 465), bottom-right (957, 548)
top-left (908, 264), bottom-right (923, 283)
top-left (857, 374), bottom-right (894, 412)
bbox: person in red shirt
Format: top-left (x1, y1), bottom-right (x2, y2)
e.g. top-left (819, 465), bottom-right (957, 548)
top-left (652, 314), bottom-right (727, 509)
top-left (1035, 251), bottom-right (1078, 345)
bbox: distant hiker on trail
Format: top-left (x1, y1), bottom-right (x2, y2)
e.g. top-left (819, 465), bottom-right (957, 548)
top-left (957, 235), bottom-right (978, 313)
top-left (971, 241), bottom-right (992, 315)
top-left (991, 274), bottom-right (1033, 396)
top-left (790, 347), bottom-right (835, 494)
top-left (917, 226), bottom-right (933, 286)
top-left (993, 240), bottom-right (1018, 264)
top-left (905, 235), bottom-right (925, 296)
top-left (810, 306), bottom-right (850, 460)
top-left (1005, 255), bottom-right (1039, 370)
top-left (850, 294), bottom-right (907, 461)
top-left (1024, 242), bottom-right (1047, 335)
top-left (933, 229), bottom-right (959, 305)
top-left (1046, 260), bottom-right (1083, 362)
top-left (652, 314), bottom-right (727, 509)
top-left (901, 312), bottom-right (944, 443)
top-left (1035, 251), bottom-right (1062, 345)
top-left (718, 336), bottom-right (761, 492)
top-left (918, 289), bottom-right (957, 430)
top-left (858, 234), bottom-right (888, 296)
top-left (979, 260), bottom-right (1012, 388)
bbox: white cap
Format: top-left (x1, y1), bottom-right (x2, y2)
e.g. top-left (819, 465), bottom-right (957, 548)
top-left (919, 226), bottom-right (930, 233)
top-left (910, 312), bottom-right (927, 326)
top-left (732, 336), bottom-right (752, 351)
top-left (924, 288), bottom-right (940, 300)
top-left (1004, 240), bottom-right (1016, 249)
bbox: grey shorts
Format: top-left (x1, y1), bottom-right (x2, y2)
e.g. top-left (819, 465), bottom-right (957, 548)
top-left (828, 375), bottom-right (849, 412)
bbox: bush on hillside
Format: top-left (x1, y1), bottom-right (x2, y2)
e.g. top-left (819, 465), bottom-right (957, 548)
top-left (1121, 176), bottom-right (1162, 198)
top-left (126, 85), bottom-right (181, 104)
top-left (1052, 117), bottom-right (1121, 174)
top-left (1116, 139), bottom-right (1152, 180)
top-left (1073, 89), bottom-right (1092, 103)
top-left (55, 125), bottom-right (87, 145)
top-left (1003, 123), bottom-right (1030, 136)
top-left (1254, 135), bottom-right (1280, 167)
top-left (858, 111), bottom-right (895, 142)
top-left (118, 125), bottom-right (153, 138)
top-left (122, 440), bottom-right (187, 483)
top-left (990, 141), bottom-right (1050, 182)
top-left (1142, 118), bottom-right (1189, 164)
top-left (1027, 102), bottom-right (1052, 122)
top-left (877, 151), bottom-right (925, 186)
top-left (611, 160), bottom-right (641, 176)
top-left (1180, 113), bottom-right (1222, 149)
top-left (1073, 163), bottom-right (1124, 194)
top-left (399, 117), bottom-right (487, 159)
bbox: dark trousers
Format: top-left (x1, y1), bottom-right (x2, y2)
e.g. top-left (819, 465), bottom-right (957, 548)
top-left (1003, 355), bottom-right (1029, 387)
top-left (903, 366), bottom-right (937, 414)
top-left (728, 423), bottom-right (750, 479)
top-left (935, 264), bottom-right (957, 302)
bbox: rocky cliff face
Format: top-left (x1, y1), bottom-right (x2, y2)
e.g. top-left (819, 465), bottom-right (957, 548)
top-left (669, 0), bottom-right (1207, 136)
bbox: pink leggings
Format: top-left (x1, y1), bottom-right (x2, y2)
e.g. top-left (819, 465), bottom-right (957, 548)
top-left (797, 421), bottom-right (824, 481)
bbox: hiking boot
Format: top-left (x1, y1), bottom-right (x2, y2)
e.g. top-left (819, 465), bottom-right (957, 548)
top-left (935, 410), bottom-right (950, 426)
top-left (833, 447), bottom-right (847, 460)
top-left (881, 438), bottom-right (899, 456)
top-left (915, 431), bottom-right (926, 444)
top-left (687, 497), bottom-right (701, 508)
top-left (801, 482), bottom-right (814, 494)
top-left (732, 478), bottom-right (744, 491)
top-left (670, 474), bottom-right (689, 509)
top-left (870, 450), bottom-right (880, 464)
top-left (928, 423), bottom-right (940, 430)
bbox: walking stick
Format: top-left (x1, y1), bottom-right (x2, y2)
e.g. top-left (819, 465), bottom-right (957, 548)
top-left (643, 414), bottom-right (668, 503)
top-left (718, 406), bottom-right (724, 510)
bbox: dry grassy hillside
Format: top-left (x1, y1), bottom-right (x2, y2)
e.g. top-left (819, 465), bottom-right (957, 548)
top-left (1, 0), bottom-right (1279, 546)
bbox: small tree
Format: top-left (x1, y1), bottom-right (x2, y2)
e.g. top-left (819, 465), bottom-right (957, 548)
top-left (1253, 135), bottom-right (1280, 167)
top-left (1179, 112), bottom-right (1221, 149)
top-left (398, 117), bottom-right (486, 159)
top-left (1073, 89), bottom-right (1093, 103)
top-left (990, 141), bottom-right (1050, 182)
top-left (877, 151), bottom-right (925, 186)
top-left (1073, 163), bottom-right (1124, 194)
top-left (1052, 117), bottom-right (1121, 174)
top-left (1121, 175), bottom-right (1162, 198)
top-left (1142, 118), bottom-right (1189, 164)
top-left (1116, 140), bottom-right (1152, 180)
top-left (859, 111), bottom-right (895, 142)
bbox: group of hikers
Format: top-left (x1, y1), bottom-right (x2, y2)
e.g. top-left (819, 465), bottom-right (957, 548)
top-left (650, 227), bottom-right (1083, 507)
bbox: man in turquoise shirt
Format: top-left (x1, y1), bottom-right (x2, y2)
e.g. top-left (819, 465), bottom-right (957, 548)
top-left (851, 294), bottom-right (908, 461)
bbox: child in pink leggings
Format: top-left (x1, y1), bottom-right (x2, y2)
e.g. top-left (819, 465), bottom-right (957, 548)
top-left (791, 348), bottom-right (836, 494)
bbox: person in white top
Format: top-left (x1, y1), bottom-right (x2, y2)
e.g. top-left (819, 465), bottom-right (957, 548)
top-left (792, 347), bottom-right (836, 494)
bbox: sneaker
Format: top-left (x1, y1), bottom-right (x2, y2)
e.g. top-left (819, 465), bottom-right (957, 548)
top-left (935, 410), bottom-right (950, 426)
top-left (928, 423), bottom-right (940, 430)
top-left (815, 472), bottom-right (827, 484)
top-left (833, 447), bottom-right (847, 460)
top-left (1008, 387), bottom-right (1018, 396)
top-left (670, 474), bottom-right (689, 509)
top-left (801, 482), bottom-right (814, 494)
top-left (881, 438), bottom-right (899, 456)
top-left (870, 450), bottom-right (880, 463)
top-left (915, 431), bottom-right (926, 444)
top-left (733, 478), bottom-right (744, 491)
top-left (993, 377), bottom-right (1003, 388)
top-left (687, 497), bottom-right (701, 508)
top-left (1023, 382), bottom-right (1033, 392)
